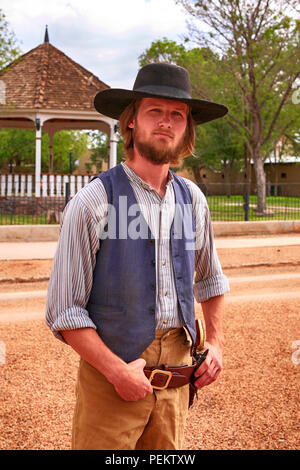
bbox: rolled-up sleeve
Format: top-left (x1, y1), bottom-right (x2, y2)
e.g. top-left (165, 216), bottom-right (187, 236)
top-left (45, 179), bottom-right (107, 342)
top-left (184, 179), bottom-right (230, 303)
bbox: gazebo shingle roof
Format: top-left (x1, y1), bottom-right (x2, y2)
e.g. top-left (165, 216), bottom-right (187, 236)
top-left (0, 40), bottom-right (109, 111)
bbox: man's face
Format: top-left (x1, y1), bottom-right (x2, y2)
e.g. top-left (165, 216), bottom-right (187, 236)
top-left (129, 97), bottom-right (188, 165)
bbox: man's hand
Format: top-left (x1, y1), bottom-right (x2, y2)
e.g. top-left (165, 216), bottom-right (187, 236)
top-left (112, 358), bottom-right (153, 402)
top-left (193, 342), bottom-right (223, 389)
top-left (61, 329), bottom-right (153, 402)
top-left (195, 294), bottom-right (225, 389)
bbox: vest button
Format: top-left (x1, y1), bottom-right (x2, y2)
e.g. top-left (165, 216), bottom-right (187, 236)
top-left (149, 307), bottom-right (155, 314)
top-left (150, 283), bottom-right (155, 290)
top-left (149, 239), bottom-right (154, 245)
top-left (151, 260), bottom-right (155, 266)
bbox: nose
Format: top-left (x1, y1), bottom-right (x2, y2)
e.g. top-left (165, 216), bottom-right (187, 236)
top-left (157, 111), bottom-right (171, 127)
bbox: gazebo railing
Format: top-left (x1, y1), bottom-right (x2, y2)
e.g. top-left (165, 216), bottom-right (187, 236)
top-left (0, 173), bottom-right (92, 198)
top-left (0, 173), bottom-right (95, 224)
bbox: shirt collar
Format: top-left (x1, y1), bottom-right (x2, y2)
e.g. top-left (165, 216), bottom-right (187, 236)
top-left (121, 161), bottom-right (174, 191)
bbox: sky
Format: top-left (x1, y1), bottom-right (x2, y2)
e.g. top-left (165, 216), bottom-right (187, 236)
top-left (1, 0), bottom-right (192, 89)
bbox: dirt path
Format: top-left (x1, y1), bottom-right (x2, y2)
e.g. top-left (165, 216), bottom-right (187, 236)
top-left (0, 243), bottom-right (299, 321)
top-left (0, 267), bottom-right (300, 322)
top-left (0, 241), bottom-right (299, 450)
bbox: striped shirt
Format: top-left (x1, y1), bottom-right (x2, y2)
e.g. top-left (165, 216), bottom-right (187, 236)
top-left (46, 162), bottom-right (229, 342)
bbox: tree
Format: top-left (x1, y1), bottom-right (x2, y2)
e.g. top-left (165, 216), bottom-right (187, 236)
top-left (88, 130), bottom-right (124, 172)
top-left (191, 115), bottom-right (244, 196)
top-left (0, 129), bottom-right (35, 171)
top-left (139, 37), bottom-right (187, 66)
top-left (0, 128), bottom-right (90, 173)
top-left (44, 130), bottom-right (90, 173)
top-left (0, 9), bottom-right (21, 70)
top-left (0, 9), bottom-right (21, 110)
top-left (175, 0), bottom-right (300, 213)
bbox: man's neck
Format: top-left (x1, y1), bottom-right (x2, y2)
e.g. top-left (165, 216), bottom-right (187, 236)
top-left (124, 155), bottom-right (170, 198)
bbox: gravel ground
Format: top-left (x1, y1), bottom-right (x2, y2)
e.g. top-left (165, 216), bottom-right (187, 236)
top-left (0, 243), bottom-right (299, 450)
top-left (188, 296), bottom-right (299, 450)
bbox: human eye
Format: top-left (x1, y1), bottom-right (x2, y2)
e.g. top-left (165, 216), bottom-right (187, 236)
top-left (149, 107), bottom-right (161, 113)
top-left (172, 110), bottom-right (184, 119)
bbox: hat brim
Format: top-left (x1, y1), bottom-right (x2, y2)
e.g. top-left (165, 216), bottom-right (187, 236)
top-left (94, 88), bottom-right (228, 125)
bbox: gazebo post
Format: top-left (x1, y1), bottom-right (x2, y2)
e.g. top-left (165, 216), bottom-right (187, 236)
top-left (109, 120), bottom-right (118, 169)
top-left (35, 117), bottom-right (42, 197)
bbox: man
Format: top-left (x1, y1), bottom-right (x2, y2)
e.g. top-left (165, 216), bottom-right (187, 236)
top-left (46, 63), bottom-right (230, 450)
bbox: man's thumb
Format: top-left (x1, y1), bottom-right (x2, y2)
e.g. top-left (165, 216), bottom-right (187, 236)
top-left (128, 358), bottom-right (146, 370)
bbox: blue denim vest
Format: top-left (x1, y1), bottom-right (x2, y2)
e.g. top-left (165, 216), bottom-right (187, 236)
top-left (87, 164), bottom-right (196, 362)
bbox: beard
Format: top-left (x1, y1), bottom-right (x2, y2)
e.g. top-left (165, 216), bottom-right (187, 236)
top-left (133, 126), bottom-right (185, 167)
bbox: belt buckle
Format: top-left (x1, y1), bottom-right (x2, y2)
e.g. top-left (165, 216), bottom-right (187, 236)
top-left (149, 369), bottom-right (172, 390)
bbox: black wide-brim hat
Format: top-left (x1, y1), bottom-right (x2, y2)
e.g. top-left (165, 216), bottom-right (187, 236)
top-left (94, 63), bottom-right (228, 125)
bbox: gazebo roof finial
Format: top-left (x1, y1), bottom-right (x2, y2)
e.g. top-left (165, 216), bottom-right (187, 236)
top-left (44, 25), bottom-right (49, 43)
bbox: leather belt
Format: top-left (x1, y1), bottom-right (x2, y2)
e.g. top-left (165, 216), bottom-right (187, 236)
top-left (144, 364), bottom-right (197, 390)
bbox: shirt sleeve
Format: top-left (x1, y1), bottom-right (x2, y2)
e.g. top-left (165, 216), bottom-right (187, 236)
top-left (184, 178), bottom-right (230, 302)
top-left (45, 179), bottom-right (108, 343)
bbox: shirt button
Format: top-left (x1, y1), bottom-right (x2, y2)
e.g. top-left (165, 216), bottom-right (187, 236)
top-left (163, 291), bottom-right (168, 296)
top-left (162, 260), bottom-right (166, 266)
top-left (163, 320), bottom-right (167, 325)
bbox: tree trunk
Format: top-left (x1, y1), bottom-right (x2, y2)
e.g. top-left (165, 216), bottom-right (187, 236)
top-left (253, 152), bottom-right (266, 214)
top-left (191, 164), bottom-right (208, 195)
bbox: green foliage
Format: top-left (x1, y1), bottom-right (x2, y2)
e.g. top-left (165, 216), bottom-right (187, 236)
top-left (87, 130), bottom-right (124, 172)
top-left (44, 130), bottom-right (89, 173)
top-left (0, 128), bottom-right (90, 173)
top-left (139, 38), bottom-right (187, 66)
top-left (86, 131), bottom-right (108, 172)
top-left (0, 129), bottom-right (33, 171)
top-left (175, 0), bottom-right (300, 160)
top-left (0, 9), bottom-right (21, 70)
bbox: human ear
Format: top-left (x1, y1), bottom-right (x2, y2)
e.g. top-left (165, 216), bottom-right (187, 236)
top-left (128, 121), bottom-right (134, 129)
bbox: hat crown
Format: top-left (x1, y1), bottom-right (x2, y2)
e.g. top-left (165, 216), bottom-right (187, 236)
top-left (133, 63), bottom-right (192, 98)
top-left (94, 62), bottom-right (228, 125)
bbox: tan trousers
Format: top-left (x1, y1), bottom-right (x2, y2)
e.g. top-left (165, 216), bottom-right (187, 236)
top-left (72, 327), bottom-right (193, 450)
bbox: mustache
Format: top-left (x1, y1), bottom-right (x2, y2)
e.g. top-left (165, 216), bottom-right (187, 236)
top-left (152, 130), bottom-right (175, 139)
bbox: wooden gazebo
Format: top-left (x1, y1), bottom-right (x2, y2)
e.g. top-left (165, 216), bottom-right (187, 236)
top-left (0, 27), bottom-right (118, 196)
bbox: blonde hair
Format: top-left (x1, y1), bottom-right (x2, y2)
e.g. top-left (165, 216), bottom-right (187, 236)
top-left (119, 98), bottom-right (196, 161)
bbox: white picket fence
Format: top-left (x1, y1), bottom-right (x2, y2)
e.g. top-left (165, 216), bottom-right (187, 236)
top-left (0, 174), bottom-right (92, 197)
